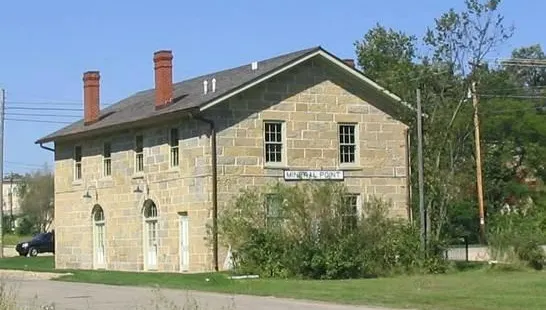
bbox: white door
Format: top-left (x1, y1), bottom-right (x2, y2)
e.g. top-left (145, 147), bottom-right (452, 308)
top-left (93, 223), bottom-right (106, 268)
top-left (145, 220), bottom-right (158, 269)
top-left (179, 214), bottom-right (189, 271)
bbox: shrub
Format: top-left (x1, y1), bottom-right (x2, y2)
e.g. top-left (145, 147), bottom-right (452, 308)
top-left (488, 206), bottom-right (546, 270)
top-left (218, 181), bottom-right (446, 279)
top-left (14, 217), bottom-right (35, 236)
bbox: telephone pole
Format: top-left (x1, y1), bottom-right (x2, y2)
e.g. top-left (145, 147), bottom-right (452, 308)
top-left (416, 88), bottom-right (426, 252)
top-left (471, 81), bottom-right (486, 243)
top-left (0, 89), bottom-right (5, 258)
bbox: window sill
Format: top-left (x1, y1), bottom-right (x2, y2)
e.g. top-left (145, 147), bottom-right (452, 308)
top-left (166, 166), bottom-right (180, 173)
top-left (72, 180), bottom-right (83, 186)
top-left (263, 164), bottom-right (288, 170)
top-left (338, 165), bottom-right (362, 171)
top-left (132, 173), bottom-right (145, 180)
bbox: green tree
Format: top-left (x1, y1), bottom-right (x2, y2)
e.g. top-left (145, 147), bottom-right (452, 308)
top-left (16, 167), bottom-right (54, 233)
top-left (354, 0), bottom-right (516, 243)
top-left (508, 44), bottom-right (546, 87)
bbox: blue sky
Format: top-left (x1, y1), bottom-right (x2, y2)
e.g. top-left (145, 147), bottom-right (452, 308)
top-left (0, 0), bottom-right (543, 175)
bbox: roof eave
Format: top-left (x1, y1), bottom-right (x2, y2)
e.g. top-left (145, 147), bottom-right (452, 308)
top-left (35, 108), bottom-right (200, 145)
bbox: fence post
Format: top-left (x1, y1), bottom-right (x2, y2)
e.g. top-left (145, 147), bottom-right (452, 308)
top-left (464, 236), bottom-right (469, 262)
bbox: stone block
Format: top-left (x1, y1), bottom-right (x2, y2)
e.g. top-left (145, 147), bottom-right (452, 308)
top-left (289, 111), bottom-right (316, 122)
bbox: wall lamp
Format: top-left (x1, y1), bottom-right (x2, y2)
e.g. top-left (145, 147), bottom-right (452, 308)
top-left (82, 190), bottom-right (98, 200)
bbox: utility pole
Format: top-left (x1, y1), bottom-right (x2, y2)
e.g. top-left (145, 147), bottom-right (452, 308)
top-left (471, 81), bottom-right (486, 243)
top-left (0, 89), bottom-right (5, 258)
top-left (416, 88), bottom-right (426, 253)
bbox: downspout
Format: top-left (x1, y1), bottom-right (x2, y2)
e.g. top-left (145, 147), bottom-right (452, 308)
top-left (189, 113), bottom-right (219, 272)
top-left (405, 128), bottom-right (413, 223)
top-left (39, 143), bottom-right (55, 152)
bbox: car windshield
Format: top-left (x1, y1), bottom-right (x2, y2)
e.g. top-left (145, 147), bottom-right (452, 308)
top-left (32, 233), bottom-right (49, 241)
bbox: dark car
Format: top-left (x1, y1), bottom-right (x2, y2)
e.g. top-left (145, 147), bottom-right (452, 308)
top-left (15, 230), bottom-right (55, 257)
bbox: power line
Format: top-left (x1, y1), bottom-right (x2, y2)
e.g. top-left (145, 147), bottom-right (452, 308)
top-left (5, 107), bottom-right (82, 112)
top-left (5, 118), bottom-right (72, 124)
top-left (481, 85), bottom-right (546, 92)
top-left (480, 106), bottom-right (545, 115)
top-left (5, 112), bottom-right (80, 118)
top-left (480, 94), bottom-right (546, 99)
top-left (6, 101), bottom-right (112, 107)
top-left (4, 161), bottom-right (45, 168)
top-left (6, 101), bottom-right (82, 106)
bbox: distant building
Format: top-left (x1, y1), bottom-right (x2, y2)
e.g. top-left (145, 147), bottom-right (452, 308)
top-left (2, 176), bottom-right (22, 218)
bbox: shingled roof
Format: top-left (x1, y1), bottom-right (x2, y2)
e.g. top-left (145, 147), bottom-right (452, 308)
top-left (36, 46), bottom-right (409, 144)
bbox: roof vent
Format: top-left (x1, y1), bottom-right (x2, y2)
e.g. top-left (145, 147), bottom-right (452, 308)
top-left (212, 78), bottom-right (216, 92)
top-left (203, 80), bottom-right (208, 95)
top-left (251, 61), bottom-right (258, 70)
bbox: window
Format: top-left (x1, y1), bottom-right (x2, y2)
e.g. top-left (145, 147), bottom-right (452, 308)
top-left (264, 122), bottom-right (283, 164)
top-left (339, 124), bottom-right (357, 164)
top-left (92, 205), bottom-right (106, 268)
top-left (143, 199), bottom-right (158, 270)
top-left (265, 194), bottom-right (283, 229)
top-left (74, 146), bottom-right (82, 180)
top-left (169, 128), bottom-right (179, 167)
top-left (135, 135), bottom-right (144, 173)
top-left (342, 194), bottom-right (359, 231)
top-left (103, 142), bottom-right (112, 177)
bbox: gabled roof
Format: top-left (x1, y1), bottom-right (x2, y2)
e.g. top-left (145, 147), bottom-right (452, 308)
top-left (36, 46), bottom-right (411, 144)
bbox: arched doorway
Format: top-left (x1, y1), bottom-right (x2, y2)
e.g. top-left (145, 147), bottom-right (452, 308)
top-left (143, 199), bottom-right (158, 270)
top-left (92, 205), bottom-right (106, 269)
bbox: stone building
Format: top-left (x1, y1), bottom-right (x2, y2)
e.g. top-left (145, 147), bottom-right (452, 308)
top-left (36, 46), bottom-right (413, 272)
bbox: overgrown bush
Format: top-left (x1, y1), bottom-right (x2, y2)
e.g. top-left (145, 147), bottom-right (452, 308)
top-left (488, 205), bottom-right (546, 270)
top-left (14, 216), bottom-right (35, 236)
top-left (218, 182), bottom-right (447, 279)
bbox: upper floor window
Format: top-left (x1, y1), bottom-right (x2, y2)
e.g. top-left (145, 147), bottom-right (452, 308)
top-left (339, 124), bottom-right (357, 164)
top-left (169, 128), bottom-right (179, 167)
top-left (74, 145), bottom-right (82, 180)
top-left (103, 142), bottom-right (112, 177)
top-left (264, 121), bottom-right (284, 164)
top-left (135, 135), bottom-right (144, 173)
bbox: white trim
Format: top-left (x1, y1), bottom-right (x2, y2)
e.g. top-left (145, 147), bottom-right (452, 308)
top-left (92, 205), bottom-right (106, 269)
top-left (179, 213), bottom-right (189, 272)
top-left (169, 127), bottom-right (180, 168)
top-left (102, 141), bottom-right (112, 178)
top-left (73, 145), bottom-right (82, 181)
top-left (337, 123), bottom-right (360, 167)
top-left (134, 134), bottom-right (144, 174)
top-left (263, 120), bottom-right (287, 168)
top-left (199, 49), bottom-right (413, 113)
top-left (142, 199), bottom-right (159, 271)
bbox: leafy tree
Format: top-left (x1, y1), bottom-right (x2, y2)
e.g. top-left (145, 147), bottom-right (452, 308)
top-left (354, 24), bottom-right (419, 103)
top-left (508, 44), bottom-right (546, 88)
top-left (354, 0), bottom-right (524, 244)
top-left (16, 167), bottom-right (54, 233)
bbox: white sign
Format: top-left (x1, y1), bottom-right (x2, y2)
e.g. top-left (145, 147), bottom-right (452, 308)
top-left (283, 170), bottom-right (344, 181)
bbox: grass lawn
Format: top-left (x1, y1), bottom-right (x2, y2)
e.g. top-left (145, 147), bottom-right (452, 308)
top-left (3, 234), bottom-right (32, 246)
top-left (0, 256), bottom-right (545, 310)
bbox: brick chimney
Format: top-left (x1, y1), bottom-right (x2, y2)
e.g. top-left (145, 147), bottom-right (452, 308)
top-left (153, 50), bottom-right (173, 109)
top-left (83, 71), bottom-right (100, 125)
top-left (343, 59), bottom-right (355, 68)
